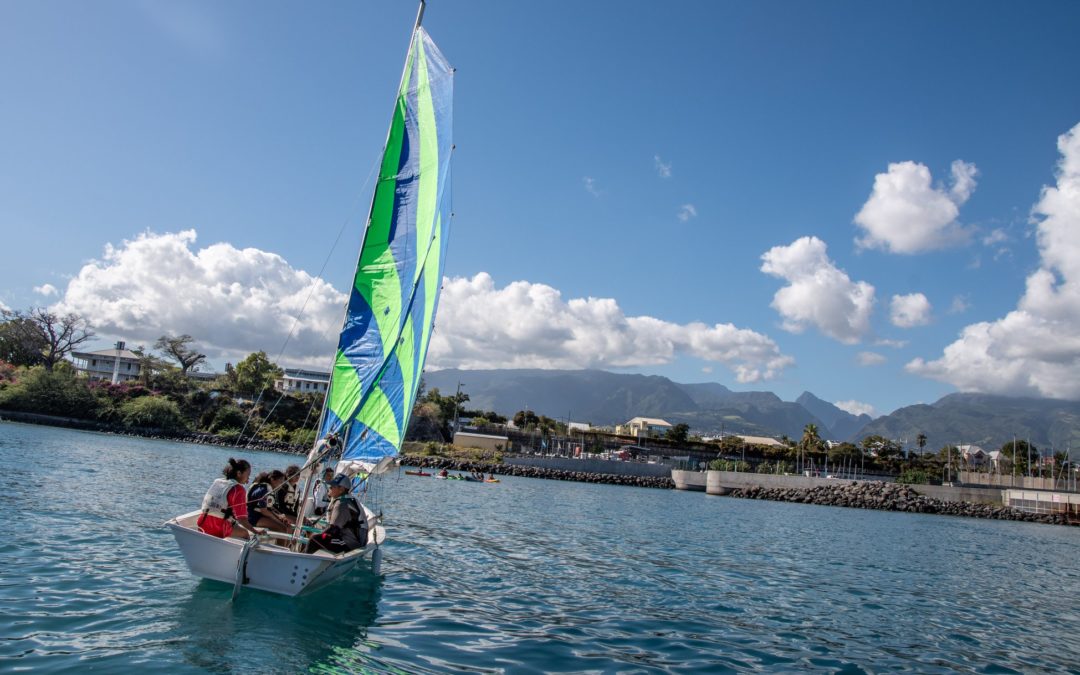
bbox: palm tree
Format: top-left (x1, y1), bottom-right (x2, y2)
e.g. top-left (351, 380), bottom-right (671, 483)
top-left (917, 433), bottom-right (927, 455)
top-left (800, 423), bottom-right (822, 474)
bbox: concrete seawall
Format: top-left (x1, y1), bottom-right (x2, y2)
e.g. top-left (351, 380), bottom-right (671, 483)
top-left (673, 470), bottom-right (1004, 505)
top-left (507, 457), bottom-right (674, 478)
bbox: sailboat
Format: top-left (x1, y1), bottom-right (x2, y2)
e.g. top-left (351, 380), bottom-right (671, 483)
top-left (166, 1), bottom-right (454, 597)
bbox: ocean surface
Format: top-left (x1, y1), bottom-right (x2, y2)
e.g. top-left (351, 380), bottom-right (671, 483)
top-left (1, 421), bottom-right (1079, 673)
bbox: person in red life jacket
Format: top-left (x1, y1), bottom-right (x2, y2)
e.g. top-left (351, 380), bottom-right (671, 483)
top-left (197, 457), bottom-right (261, 539)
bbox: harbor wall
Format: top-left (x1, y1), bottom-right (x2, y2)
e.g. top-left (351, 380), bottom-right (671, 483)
top-left (506, 456), bottom-right (674, 478)
top-left (672, 470), bottom-right (1005, 505)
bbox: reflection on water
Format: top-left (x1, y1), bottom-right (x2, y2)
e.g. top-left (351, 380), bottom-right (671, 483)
top-left (2, 422), bottom-right (1080, 673)
top-left (176, 572), bottom-right (383, 672)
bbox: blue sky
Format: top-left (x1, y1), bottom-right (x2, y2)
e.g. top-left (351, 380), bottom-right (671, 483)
top-left (3, 0), bottom-right (1080, 419)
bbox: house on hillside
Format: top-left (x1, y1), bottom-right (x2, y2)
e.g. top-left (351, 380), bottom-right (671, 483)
top-left (275, 368), bottom-right (330, 394)
top-left (988, 449), bottom-right (1011, 472)
top-left (71, 342), bottom-right (142, 384)
top-left (959, 444), bottom-right (988, 467)
top-left (616, 417), bottom-right (672, 438)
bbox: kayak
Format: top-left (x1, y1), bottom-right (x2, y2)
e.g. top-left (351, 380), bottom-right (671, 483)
top-left (405, 470), bottom-right (431, 476)
top-left (485, 479), bottom-right (500, 483)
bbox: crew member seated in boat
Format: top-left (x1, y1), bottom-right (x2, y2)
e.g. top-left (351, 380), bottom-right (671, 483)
top-left (305, 474), bottom-right (368, 555)
top-left (438, 468), bottom-right (449, 478)
top-left (275, 464), bottom-right (301, 520)
top-left (246, 470), bottom-right (293, 533)
top-left (312, 467), bottom-right (335, 517)
top-left (197, 458), bottom-right (260, 539)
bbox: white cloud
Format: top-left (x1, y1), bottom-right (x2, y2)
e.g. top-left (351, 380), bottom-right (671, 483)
top-left (33, 284), bottom-right (59, 297)
top-left (654, 155), bottom-right (672, 179)
top-left (854, 160), bottom-right (977, 254)
top-left (909, 122), bottom-right (1080, 399)
top-left (890, 293), bottom-right (932, 328)
top-left (55, 230), bottom-right (346, 367)
top-left (677, 204), bottom-right (697, 222)
top-left (760, 236), bottom-right (875, 344)
top-left (583, 176), bottom-right (600, 197)
top-left (948, 295), bottom-right (970, 314)
top-left (701, 366), bottom-right (713, 374)
top-left (982, 228), bottom-right (1008, 246)
top-left (834, 399), bottom-right (877, 418)
top-left (54, 230), bottom-right (796, 384)
top-left (856, 351), bottom-right (886, 366)
top-left (875, 338), bottom-right (908, 348)
top-left (0, 299), bottom-right (9, 313)
top-left (428, 273), bottom-right (794, 383)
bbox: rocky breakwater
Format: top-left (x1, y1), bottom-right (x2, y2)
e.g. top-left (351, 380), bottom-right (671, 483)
top-left (399, 455), bottom-right (674, 489)
top-left (730, 480), bottom-right (1075, 526)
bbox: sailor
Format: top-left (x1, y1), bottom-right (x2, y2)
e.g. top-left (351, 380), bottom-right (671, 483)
top-left (246, 470), bottom-right (293, 532)
top-left (197, 458), bottom-right (261, 539)
top-left (305, 474), bottom-right (368, 554)
top-left (275, 464), bottom-right (301, 520)
top-left (310, 467), bottom-right (335, 517)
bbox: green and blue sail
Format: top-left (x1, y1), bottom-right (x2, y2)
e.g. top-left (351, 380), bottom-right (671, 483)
top-left (319, 27), bottom-right (453, 463)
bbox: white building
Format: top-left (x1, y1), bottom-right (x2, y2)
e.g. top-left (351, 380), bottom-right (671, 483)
top-left (71, 342), bottom-right (142, 384)
top-left (275, 368), bottom-right (331, 394)
top-left (616, 417), bottom-right (672, 438)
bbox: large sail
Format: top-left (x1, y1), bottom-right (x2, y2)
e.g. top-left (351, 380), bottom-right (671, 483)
top-left (319, 27), bottom-right (453, 463)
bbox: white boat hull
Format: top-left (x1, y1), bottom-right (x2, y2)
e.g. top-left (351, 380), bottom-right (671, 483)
top-left (166, 510), bottom-right (385, 596)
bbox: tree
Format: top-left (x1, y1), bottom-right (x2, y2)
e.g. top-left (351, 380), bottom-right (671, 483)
top-left (0, 310), bottom-right (48, 366)
top-left (513, 409), bottom-right (540, 429)
top-left (130, 345), bottom-right (169, 386)
top-left (916, 433), bottom-right (927, 454)
top-left (155, 334), bottom-right (207, 376)
top-left (1001, 439), bottom-right (1038, 475)
top-left (233, 351), bottom-right (283, 396)
top-left (0, 308), bottom-right (92, 371)
top-left (665, 423), bottom-right (690, 444)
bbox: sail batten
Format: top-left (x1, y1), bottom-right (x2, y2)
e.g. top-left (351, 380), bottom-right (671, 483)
top-left (319, 27), bottom-right (453, 463)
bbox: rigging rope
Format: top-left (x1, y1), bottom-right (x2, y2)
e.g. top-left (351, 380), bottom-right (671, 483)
top-left (232, 149), bottom-right (384, 448)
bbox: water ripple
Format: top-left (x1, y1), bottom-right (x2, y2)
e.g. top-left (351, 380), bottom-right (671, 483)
top-left (2, 422), bottom-right (1080, 672)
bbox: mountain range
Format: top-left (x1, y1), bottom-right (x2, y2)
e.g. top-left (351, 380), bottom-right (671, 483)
top-left (422, 369), bottom-right (1080, 455)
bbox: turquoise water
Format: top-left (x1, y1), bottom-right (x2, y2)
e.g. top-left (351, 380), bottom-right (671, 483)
top-left (1, 422), bottom-right (1079, 673)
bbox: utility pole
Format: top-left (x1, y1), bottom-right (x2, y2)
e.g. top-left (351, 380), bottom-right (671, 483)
top-left (451, 381), bottom-right (462, 441)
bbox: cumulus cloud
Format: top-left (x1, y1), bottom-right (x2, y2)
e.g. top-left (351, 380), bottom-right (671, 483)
top-left (760, 236), bottom-right (875, 344)
top-left (908, 122), bottom-right (1080, 399)
top-left (834, 399), bottom-right (877, 418)
top-left (890, 293), bottom-right (932, 328)
top-left (55, 230), bottom-right (346, 367)
top-left (856, 351), bottom-right (886, 366)
top-left (33, 284), bottom-right (59, 297)
top-left (583, 176), bottom-right (600, 197)
top-left (55, 230), bottom-right (795, 383)
top-left (654, 155), bottom-right (672, 178)
top-left (677, 204), bottom-right (697, 222)
top-left (0, 299), bottom-right (10, 313)
top-left (854, 160), bottom-right (977, 254)
top-left (427, 272), bottom-right (794, 383)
